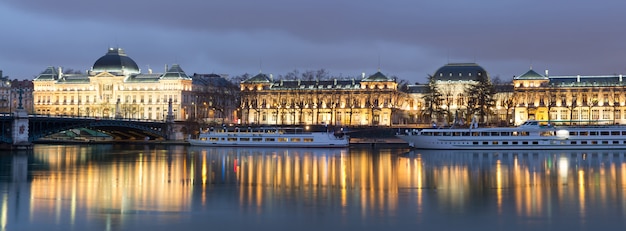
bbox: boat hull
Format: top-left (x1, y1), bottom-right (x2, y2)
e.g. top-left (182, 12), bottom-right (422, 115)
top-left (188, 139), bottom-right (349, 148)
top-left (397, 134), bottom-right (626, 150)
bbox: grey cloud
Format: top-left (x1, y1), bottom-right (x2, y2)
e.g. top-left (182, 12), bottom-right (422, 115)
top-left (2, 0), bottom-right (626, 82)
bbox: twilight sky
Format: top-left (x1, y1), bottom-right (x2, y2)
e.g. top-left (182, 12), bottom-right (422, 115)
top-left (1, 0), bottom-right (625, 83)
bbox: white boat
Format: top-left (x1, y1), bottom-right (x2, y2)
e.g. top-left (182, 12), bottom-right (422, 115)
top-left (188, 126), bottom-right (349, 148)
top-left (396, 120), bottom-right (626, 150)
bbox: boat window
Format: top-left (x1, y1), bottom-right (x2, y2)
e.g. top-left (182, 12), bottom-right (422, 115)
top-left (512, 141), bottom-right (518, 145)
top-left (473, 141), bottom-right (479, 145)
top-left (611, 131), bottom-right (620, 136)
top-left (482, 141), bottom-right (488, 145)
top-left (481, 132), bottom-right (489, 136)
top-left (252, 138), bottom-right (262, 142)
top-left (591, 141), bottom-right (598, 144)
top-left (209, 137), bottom-right (219, 141)
top-left (277, 138), bottom-right (288, 142)
top-left (491, 132), bottom-right (499, 136)
top-left (492, 141), bottom-right (498, 145)
top-left (540, 131), bottom-right (555, 136)
top-left (602, 141), bottom-right (609, 144)
top-left (472, 132), bottom-right (479, 136)
top-left (601, 131), bottom-right (610, 136)
top-left (453, 132), bottom-right (461, 136)
top-left (303, 138), bottom-right (314, 142)
top-left (502, 141), bottom-right (508, 145)
top-left (532, 141), bottom-right (538, 145)
top-left (613, 141), bottom-right (619, 144)
top-left (581, 141), bottom-right (588, 144)
top-left (240, 138), bottom-right (250, 141)
top-left (622, 131), bottom-right (626, 135)
top-left (522, 141), bottom-right (528, 145)
top-left (512, 131), bottom-right (518, 136)
top-left (462, 132), bottom-right (470, 136)
top-left (590, 131), bottom-right (598, 136)
top-left (501, 132), bottom-right (510, 136)
top-left (291, 138), bottom-right (301, 142)
top-left (228, 138), bottom-right (237, 141)
top-left (569, 131), bottom-right (577, 136)
top-left (520, 132), bottom-right (529, 136)
top-left (579, 131), bottom-right (588, 136)
top-left (570, 141), bottom-right (576, 144)
top-left (265, 138), bottom-right (276, 142)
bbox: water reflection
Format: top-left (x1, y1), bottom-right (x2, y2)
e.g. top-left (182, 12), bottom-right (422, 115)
top-left (1, 145), bottom-right (626, 230)
top-left (400, 149), bottom-right (626, 217)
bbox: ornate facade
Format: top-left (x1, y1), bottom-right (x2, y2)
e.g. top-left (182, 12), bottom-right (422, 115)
top-left (512, 69), bottom-right (626, 125)
top-left (239, 71), bottom-right (406, 126)
top-left (404, 63), bottom-right (512, 126)
top-left (32, 48), bottom-right (194, 121)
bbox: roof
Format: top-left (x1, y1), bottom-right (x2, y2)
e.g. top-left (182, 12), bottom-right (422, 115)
top-left (515, 69), bottom-right (547, 80)
top-left (548, 75), bottom-right (626, 87)
top-left (161, 64), bottom-right (190, 79)
top-left (92, 48), bottom-right (140, 75)
top-left (33, 66), bottom-right (59, 81)
top-left (242, 73), bottom-right (271, 83)
top-left (433, 63), bottom-right (487, 81)
top-left (362, 71), bottom-right (391, 82)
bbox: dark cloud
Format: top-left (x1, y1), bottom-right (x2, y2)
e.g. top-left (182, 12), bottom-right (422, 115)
top-left (1, 0), bottom-right (626, 82)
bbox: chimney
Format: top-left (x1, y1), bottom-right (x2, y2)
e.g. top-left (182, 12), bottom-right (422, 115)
top-left (544, 69), bottom-right (549, 77)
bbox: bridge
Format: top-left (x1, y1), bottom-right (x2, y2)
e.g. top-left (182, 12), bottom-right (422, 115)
top-left (0, 113), bottom-right (188, 146)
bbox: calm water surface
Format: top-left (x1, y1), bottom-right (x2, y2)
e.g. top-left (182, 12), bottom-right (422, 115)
top-left (1, 144), bottom-right (626, 230)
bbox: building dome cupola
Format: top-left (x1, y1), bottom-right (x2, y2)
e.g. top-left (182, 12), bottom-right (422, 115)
top-left (92, 48), bottom-right (140, 75)
top-left (433, 63), bottom-right (488, 81)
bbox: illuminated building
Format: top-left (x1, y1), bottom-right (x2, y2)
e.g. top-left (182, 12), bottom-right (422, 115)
top-left (405, 63), bottom-right (512, 125)
top-left (32, 48), bottom-right (194, 120)
top-left (512, 68), bottom-right (626, 125)
top-left (239, 71), bottom-right (405, 126)
top-left (0, 71), bottom-right (34, 114)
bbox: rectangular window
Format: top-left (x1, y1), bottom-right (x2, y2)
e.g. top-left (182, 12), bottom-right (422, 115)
top-left (560, 110), bottom-right (568, 121)
top-left (602, 109), bottom-right (610, 120)
top-left (303, 138), bottom-right (314, 142)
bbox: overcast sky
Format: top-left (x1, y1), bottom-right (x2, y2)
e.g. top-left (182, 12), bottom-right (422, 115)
top-left (1, 0), bottom-right (625, 83)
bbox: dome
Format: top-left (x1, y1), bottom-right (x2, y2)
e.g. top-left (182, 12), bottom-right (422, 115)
top-left (92, 48), bottom-right (140, 74)
top-left (433, 63), bottom-right (487, 81)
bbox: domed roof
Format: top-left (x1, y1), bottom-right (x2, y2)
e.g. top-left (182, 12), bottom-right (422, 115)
top-left (92, 48), bottom-right (140, 74)
top-left (433, 63), bottom-right (487, 81)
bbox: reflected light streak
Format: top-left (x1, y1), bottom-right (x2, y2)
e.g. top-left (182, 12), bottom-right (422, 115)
top-left (341, 154), bottom-right (347, 207)
top-left (202, 154), bottom-right (207, 205)
top-left (1, 193), bottom-right (6, 231)
top-left (558, 156), bottom-right (569, 181)
top-left (496, 160), bottom-right (502, 209)
top-left (578, 169), bottom-right (585, 215)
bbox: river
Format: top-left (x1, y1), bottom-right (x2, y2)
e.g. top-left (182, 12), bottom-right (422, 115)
top-left (1, 144), bottom-right (625, 230)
